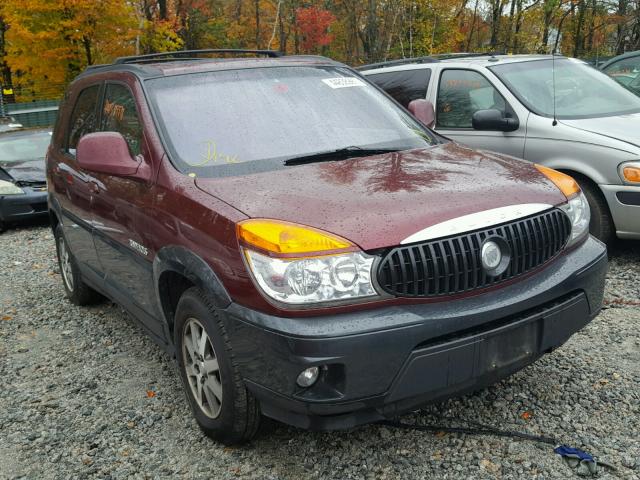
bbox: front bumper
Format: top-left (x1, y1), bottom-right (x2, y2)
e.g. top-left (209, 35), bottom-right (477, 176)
top-left (221, 237), bottom-right (607, 430)
top-left (0, 188), bottom-right (48, 224)
top-left (600, 184), bottom-right (640, 239)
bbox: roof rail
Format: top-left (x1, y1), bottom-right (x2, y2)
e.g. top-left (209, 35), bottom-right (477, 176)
top-left (357, 56), bottom-right (439, 71)
top-left (433, 52), bottom-right (504, 60)
top-left (113, 49), bottom-right (284, 65)
top-left (357, 52), bottom-right (507, 71)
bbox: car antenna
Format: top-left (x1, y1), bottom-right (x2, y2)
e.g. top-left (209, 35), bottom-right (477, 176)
top-left (552, 51), bottom-right (558, 126)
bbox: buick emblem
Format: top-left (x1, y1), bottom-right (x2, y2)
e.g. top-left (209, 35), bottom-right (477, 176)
top-left (480, 237), bottom-right (511, 276)
top-left (481, 241), bottom-right (502, 270)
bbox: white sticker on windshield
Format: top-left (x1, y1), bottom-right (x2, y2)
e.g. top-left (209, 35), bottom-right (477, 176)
top-left (322, 77), bottom-right (366, 89)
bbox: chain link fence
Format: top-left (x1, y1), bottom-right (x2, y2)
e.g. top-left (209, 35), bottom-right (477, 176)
top-left (1, 81), bottom-right (65, 128)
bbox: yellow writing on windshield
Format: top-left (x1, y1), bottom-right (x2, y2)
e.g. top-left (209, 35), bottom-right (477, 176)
top-left (191, 140), bottom-right (240, 166)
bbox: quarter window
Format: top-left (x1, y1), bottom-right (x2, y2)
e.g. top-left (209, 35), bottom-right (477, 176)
top-left (67, 85), bottom-right (100, 154)
top-left (436, 70), bottom-right (510, 129)
top-left (100, 84), bottom-right (143, 156)
top-left (367, 69), bottom-right (431, 107)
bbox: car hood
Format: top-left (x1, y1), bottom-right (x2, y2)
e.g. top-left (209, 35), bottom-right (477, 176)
top-left (561, 112), bottom-right (640, 149)
top-left (195, 142), bottom-right (566, 250)
top-left (0, 159), bottom-right (46, 183)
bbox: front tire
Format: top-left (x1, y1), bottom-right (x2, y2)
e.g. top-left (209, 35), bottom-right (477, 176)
top-left (54, 224), bottom-right (102, 305)
top-left (574, 176), bottom-right (614, 245)
top-left (174, 287), bottom-right (260, 444)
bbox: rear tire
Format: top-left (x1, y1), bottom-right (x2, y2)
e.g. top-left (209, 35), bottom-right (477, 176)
top-left (573, 175), bottom-right (614, 245)
top-left (54, 224), bottom-right (102, 305)
top-left (174, 287), bottom-right (261, 445)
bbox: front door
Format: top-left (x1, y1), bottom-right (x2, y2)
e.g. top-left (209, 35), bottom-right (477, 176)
top-left (432, 68), bottom-right (527, 158)
top-left (89, 82), bottom-right (162, 336)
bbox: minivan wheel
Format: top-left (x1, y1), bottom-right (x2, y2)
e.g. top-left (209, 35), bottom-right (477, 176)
top-left (574, 176), bottom-right (614, 245)
top-left (174, 287), bottom-right (260, 444)
top-left (54, 224), bottom-right (102, 305)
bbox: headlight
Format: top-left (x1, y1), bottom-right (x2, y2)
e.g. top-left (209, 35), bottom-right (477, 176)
top-left (237, 219), bottom-right (378, 306)
top-left (560, 191), bottom-right (590, 246)
top-left (619, 161), bottom-right (640, 184)
top-left (244, 249), bottom-right (377, 305)
top-left (0, 179), bottom-right (24, 195)
top-left (535, 165), bottom-right (590, 247)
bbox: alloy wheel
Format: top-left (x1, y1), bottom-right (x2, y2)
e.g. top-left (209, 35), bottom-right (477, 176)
top-left (58, 236), bottom-right (74, 291)
top-left (182, 318), bottom-right (223, 418)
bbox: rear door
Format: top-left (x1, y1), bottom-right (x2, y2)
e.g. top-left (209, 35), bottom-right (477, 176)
top-left (49, 83), bottom-right (103, 277)
top-left (430, 67), bottom-right (527, 157)
top-left (89, 80), bottom-right (163, 336)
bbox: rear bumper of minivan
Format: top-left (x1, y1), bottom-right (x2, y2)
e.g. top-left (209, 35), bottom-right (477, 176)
top-left (221, 237), bottom-right (607, 431)
top-left (601, 184), bottom-right (640, 239)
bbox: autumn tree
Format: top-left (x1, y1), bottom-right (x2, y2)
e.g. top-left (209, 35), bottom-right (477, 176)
top-left (3, 0), bottom-right (138, 99)
top-left (296, 6), bottom-right (335, 53)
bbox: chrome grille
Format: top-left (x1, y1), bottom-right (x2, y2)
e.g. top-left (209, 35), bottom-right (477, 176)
top-left (376, 209), bottom-right (571, 297)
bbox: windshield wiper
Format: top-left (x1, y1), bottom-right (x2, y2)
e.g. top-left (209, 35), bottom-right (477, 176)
top-left (283, 146), bottom-right (401, 166)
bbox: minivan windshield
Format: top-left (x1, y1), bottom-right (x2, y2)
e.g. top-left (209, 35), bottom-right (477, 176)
top-left (490, 58), bottom-right (640, 119)
top-left (147, 66), bottom-right (438, 177)
top-left (0, 130), bottom-right (52, 163)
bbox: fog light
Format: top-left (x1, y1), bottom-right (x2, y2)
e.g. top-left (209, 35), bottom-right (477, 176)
top-left (296, 366), bottom-right (319, 388)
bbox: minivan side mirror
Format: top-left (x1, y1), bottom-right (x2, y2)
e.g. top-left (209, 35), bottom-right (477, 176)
top-left (408, 99), bottom-right (436, 129)
top-left (472, 109), bottom-right (519, 132)
top-left (77, 132), bottom-right (148, 178)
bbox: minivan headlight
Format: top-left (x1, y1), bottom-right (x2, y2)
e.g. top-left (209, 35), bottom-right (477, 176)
top-left (237, 219), bottom-right (378, 305)
top-left (0, 180), bottom-right (24, 195)
top-left (560, 191), bottom-right (590, 247)
top-left (619, 161), bottom-right (640, 184)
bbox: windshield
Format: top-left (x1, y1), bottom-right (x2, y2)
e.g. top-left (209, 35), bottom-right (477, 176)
top-left (0, 131), bottom-right (51, 163)
top-left (147, 66), bottom-right (437, 177)
top-left (490, 58), bottom-right (640, 119)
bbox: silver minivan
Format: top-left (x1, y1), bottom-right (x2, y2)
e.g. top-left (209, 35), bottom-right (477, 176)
top-left (361, 55), bottom-right (640, 243)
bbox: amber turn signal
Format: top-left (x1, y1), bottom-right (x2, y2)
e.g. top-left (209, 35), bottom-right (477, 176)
top-left (535, 164), bottom-right (581, 198)
top-left (622, 166), bottom-right (640, 184)
top-left (237, 219), bottom-right (354, 255)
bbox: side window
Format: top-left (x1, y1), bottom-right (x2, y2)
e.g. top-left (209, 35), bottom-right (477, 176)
top-left (603, 56), bottom-right (640, 87)
top-left (100, 84), bottom-right (143, 156)
top-left (67, 85), bottom-right (100, 154)
top-left (436, 70), bottom-right (510, 129)
top-left (367, 69), bottom-right (431, 107)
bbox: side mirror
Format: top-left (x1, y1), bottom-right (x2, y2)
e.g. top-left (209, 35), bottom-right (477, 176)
top-left (77, 132), bottom-right (148, 178)
top-left (472, 109), bottom-right (519, 132)
top-left (408, 99), bottom-right (436, 129)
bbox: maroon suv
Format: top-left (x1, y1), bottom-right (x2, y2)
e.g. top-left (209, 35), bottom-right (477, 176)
top-left (47, 50), bottom-right (607, 444)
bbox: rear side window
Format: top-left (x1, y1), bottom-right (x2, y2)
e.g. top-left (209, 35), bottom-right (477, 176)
top-left (367, 69), bottom-right (431, 107)
top-left (100, 84), bottom-right (143, 156)
top-left (67, 85), bottom-right (100, 154)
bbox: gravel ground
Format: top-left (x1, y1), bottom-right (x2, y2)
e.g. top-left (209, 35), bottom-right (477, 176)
top-left (0, 224), bottom-right (638, 480)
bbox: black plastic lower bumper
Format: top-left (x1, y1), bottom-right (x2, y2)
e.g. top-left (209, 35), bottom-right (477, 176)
top-left (221, 237), bottom-right (607, 430)
top-left (0, 189), bottom-right (48, 224)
